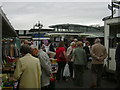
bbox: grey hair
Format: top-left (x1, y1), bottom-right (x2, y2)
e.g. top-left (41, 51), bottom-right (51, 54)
top-left (95, 38), bottom-right (101, 43)
top-left (70, 42), bottom-right (75, 46)
top-left (30, 45), bottom-right (38, 49)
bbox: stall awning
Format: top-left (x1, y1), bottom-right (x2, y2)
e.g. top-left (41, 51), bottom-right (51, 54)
top-left (45, 32), bottom-right (104, 37)
top-left (32, 37), bottom-right (50, 40)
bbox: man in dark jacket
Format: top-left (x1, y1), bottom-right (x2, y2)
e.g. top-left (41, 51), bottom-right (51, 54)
top-left (48, 40), bottom-right (55, 52)
top-left (115, 43), bottom-right (120, 89)
top-left (83, 41), bottom-right (91, 69)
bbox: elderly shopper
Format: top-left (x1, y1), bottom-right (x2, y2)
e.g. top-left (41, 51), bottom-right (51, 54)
top-left (73, 41), bottom-right (87, 87)
top-left (90, 38), bottom-right (107, 88)
top-left (66, 41), bottom-right (76, 78)
top-left (14, 44), bottom-right (41, 88)
top-left (30, 45), bottom-right (52, 90)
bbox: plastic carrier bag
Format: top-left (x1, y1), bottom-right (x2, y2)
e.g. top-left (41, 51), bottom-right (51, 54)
top-left (63, 63), bottom-right (70, 77)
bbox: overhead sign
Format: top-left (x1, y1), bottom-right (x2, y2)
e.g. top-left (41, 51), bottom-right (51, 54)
top-left (108, 4), bottom-right (112, 10)
top-left (108, 4), bottom-right (117, 15)
top-left (112, 0), bottom-right (118, 2)
top-left (113, 9), bottom-right (116, 15)
top-left (33, 33), bottom-right (45, 38)
top-left (113, 3), bottom-right (120, 9)
top-left (112, 0), bottom-right (120, 4)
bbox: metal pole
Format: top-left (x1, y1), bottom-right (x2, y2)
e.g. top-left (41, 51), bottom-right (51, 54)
top-left (38, 26), bottom-right (40, 49)
top-left (111, 1), bottom-right (114, 18)
top-left (0, 9), bottom-right (2, 71)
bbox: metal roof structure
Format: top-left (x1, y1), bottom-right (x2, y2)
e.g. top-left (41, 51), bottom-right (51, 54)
top-left (45, 32), bottom-right (104, 37)
top-left (0, 8), bottom-right (18, 38)
top-left (29, 28), bottom-right (54, 32)
top-left (49, 23), bottom-right (100, 30)
top-left (48, 23), bottom-right (103, 37)
top-left (102, 16), bottom-right (120, 21)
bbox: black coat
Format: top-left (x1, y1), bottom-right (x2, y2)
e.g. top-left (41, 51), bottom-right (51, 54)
top-left (83, 46), bottom-right (90, 61)
top-left (49, 44), bottom-right (55, 52)
top-left (115, 43), bottom-right (120, 69)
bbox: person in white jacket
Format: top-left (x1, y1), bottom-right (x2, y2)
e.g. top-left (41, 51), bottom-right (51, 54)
top-left (66, 42), bottom-right (76, 78)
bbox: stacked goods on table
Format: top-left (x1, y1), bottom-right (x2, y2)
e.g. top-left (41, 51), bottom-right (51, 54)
top-left (50, 58), bottom-right (58, 74)
top-left (49, 59), bottom-right (58, 90)
top-left (1, 74), bottom-right (18, 89)
top-left (48, 51), bottom-right (57, 90)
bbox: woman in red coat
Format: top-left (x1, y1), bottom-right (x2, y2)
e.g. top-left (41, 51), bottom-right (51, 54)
top-left (56, 41), bottom-right (68, 82)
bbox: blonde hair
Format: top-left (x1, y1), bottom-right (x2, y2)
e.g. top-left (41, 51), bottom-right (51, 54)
top-left (77, 41), bottom-right (83, 47)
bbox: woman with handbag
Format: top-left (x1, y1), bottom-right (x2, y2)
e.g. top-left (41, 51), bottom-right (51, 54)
top-left (55, 41), bottom-right (68, 82)
top-left (66, 42), bottom-right (76, 79)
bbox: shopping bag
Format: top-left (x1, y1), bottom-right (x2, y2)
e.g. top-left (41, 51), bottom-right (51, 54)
top-left (63, 63), bottom-right (70, 77)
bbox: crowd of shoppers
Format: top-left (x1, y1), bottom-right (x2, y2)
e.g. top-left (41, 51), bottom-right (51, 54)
top-left (13, 38), bottom-right (109, 89)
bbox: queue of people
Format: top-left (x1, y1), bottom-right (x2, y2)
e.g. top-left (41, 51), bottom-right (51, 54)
top-left (13, 38), bottom-right (109, 89)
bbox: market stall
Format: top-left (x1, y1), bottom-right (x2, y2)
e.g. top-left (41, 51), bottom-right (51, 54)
top-left (0, 8), bottom-right (20, 89)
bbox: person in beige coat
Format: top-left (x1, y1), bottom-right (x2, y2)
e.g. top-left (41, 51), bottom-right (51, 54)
top-left (14, 44), bottom-right (41, 89)
top-left (90, 38), bottom-right (107, 88)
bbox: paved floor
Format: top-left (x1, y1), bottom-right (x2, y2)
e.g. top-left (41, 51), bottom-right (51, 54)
top-left (55, 62), bottom-right (117, 89)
